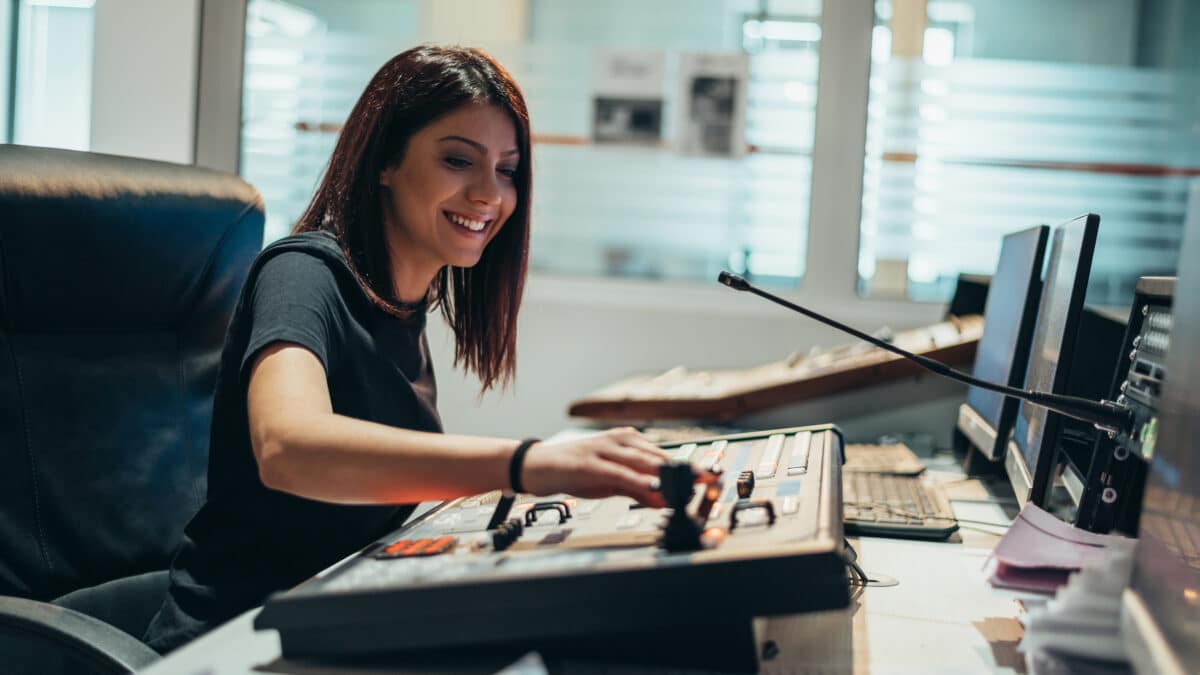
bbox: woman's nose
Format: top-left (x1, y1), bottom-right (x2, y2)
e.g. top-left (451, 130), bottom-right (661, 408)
top-left (467, 171), bottom-right (503, 206)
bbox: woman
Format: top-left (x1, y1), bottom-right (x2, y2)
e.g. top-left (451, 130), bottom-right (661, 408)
top-left (144, 45), bottom-right (667, 653)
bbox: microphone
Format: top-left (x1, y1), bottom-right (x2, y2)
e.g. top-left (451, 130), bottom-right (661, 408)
top-left (717, 271), bottom-right (1132, 436)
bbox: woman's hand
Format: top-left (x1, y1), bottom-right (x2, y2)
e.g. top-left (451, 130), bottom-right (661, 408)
top-left (520, 427), bottom-right (670, 508)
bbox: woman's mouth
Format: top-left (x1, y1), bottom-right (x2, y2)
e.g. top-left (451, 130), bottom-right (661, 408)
top-left (445, 211), bottom-right (488, 233)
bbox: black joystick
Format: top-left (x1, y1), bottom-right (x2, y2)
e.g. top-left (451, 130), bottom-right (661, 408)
top-left (491, 517), bottom-right (525, 551)
top-left (657, 462), bottom-right (705, 553)
top-left (736, 470), bottom-right (756, 499)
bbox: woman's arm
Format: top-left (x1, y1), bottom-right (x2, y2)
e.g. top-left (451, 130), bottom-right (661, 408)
top-left (248, 342), bottom-right (667, 506)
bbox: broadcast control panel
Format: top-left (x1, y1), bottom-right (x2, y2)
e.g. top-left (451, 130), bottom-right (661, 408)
top-left (1078, 276), bottom-right (1174, 534)
top-left (255, 425), bottom-right (849, 667)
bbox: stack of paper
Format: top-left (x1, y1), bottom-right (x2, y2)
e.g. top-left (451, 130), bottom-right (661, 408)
top-left (988, 504), bottom-right (1130, 593)
top-left (1018, 534), bottom-right (1137, 665)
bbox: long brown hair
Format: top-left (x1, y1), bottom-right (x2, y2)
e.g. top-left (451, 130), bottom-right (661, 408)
top-left (294, 45), bottom-right (532, 392)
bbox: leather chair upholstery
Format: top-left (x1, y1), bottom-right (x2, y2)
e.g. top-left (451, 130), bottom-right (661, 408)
top-left (0, 145), bottom-right (264, 672)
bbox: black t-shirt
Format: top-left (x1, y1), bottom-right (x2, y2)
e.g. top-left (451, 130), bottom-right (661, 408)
top-left (144, 231), bottom-right (441, 653)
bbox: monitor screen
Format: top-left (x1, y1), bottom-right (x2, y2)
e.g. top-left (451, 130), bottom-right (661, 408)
top-left (1007, 214), bottom-right (1100, 507)
top-left (1125, 181), bottom-right (1200, 674)
top-left (963, 225), bottom-right (1048, 458)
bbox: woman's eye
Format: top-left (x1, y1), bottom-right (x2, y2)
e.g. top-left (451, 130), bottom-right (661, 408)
top-left (444, 156), bottom-right (470, 169)
top-left (498, 167), bottom-right (518, 179)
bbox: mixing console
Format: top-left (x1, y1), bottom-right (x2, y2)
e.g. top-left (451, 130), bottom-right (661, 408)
top-left (255, 425), bottom-right (849, 670)
top-left (569, 315), bottom-right (984, 421)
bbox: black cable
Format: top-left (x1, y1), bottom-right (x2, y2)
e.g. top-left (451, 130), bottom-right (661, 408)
top-left (841, 538), bottom-right (871, 584)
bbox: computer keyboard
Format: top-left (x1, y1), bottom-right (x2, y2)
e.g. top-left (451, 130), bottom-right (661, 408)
top-left (843, 472), bottom-right (959, 540)
top-left (843, 443), bottom-right (926, 476)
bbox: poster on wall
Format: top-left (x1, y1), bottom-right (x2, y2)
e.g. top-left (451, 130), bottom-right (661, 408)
top-left (591, 49), bottom-right (665, 146)
top-left (677, 52), bottom-right (750, 158)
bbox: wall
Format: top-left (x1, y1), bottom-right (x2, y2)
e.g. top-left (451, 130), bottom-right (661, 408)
top-left (90, 0), bottom-right (200, 163)
top-left (0, 1), bottom-right (8, 140)
top-left (12, 2), bottom-right (93, 150)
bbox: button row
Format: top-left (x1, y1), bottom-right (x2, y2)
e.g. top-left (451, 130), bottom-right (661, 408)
top-left (376, 535), bottom-right (457, 559)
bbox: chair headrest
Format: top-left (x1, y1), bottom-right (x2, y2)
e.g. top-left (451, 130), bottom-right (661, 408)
top-left (0, 145), bottom-right (265, 332)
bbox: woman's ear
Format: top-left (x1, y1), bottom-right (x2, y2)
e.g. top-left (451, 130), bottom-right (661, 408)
top-left (378, 166), bottom-right (393, 187)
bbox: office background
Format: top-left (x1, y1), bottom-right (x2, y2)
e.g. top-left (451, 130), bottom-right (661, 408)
top-left (2, 0), bottom-right (1196, 441)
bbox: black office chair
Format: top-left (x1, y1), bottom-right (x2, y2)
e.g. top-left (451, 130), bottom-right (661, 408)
top-left (0, 145), bottom-right (263, 673)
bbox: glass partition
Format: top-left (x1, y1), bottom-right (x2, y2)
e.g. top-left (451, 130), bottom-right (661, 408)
top-left (241, 0), bottom-right (820, 286)
top-left (859, 0), bottom-right (1200, 305)
top-left (12, 0), bottom-right (94, 150)
top-left (0, 0), bottom-right (12, 142)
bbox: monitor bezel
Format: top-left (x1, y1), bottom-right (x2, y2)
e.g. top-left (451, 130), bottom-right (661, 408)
top-left (958, 224), bottom-right (1049, 460)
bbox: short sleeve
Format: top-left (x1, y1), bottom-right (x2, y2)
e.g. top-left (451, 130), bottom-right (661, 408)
top-left (239, 251), bottom-right (346, 383)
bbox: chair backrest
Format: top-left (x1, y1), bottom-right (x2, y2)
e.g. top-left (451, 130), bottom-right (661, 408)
top-left (0, 145), bottom-right (264, 600)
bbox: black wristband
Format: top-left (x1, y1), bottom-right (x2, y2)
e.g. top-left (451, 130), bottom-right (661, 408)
top-left (508, 438), bottom-right (540, 494)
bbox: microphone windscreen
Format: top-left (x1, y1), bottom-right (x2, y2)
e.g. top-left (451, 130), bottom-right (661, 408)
top-left (718, 271), bottom-right (750, 290)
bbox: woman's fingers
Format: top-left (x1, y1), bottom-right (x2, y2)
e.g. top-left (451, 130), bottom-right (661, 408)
top-left (592, 460), bottom-right (667, 508)
top-left (592, 428), bottom-right (673, 506)
top-left (631, 437), bottom-right (671, 460)
top-left (596, 442), bottom-right (664, 476)
top-left (524, 428), bottom-right (678, 505)
top-left (605, 427), bottom-right (671, 461)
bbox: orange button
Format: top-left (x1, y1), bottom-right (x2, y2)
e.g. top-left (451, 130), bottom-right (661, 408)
top-left (424, 536), bottom-right (457, 555)
top-left (403, 538), bottom-right (435, 555)
top-left (383, 539), bottom-right (411, 555)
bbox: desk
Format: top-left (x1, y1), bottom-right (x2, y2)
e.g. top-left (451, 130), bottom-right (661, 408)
top-left (140, 464), bottom-right (1036, 674)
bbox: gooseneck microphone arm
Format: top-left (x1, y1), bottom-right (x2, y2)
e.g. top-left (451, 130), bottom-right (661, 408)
top-left (717, 271), bottom-right (1132, 436)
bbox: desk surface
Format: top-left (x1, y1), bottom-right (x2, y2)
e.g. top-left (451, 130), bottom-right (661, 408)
top-left (140, 462), bottom-right (1036, 675)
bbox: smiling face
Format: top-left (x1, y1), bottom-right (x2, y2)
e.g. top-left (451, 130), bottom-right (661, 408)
top-left (378, 102), bottom-right (520, 301)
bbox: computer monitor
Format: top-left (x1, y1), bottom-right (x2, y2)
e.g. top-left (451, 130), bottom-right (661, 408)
top-left (957, 225), bottom-right (1049, 461)
top-left (1057, 305), bottom-right (1128, 508)
top-left (1005, 213), bottom-right (1100, 508)
top-left (1120, 180), bottom-right (1200, 675)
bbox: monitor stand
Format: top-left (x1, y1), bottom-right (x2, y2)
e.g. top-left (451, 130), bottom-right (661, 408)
top-left (954, 403), bottom-right (1007, 478)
